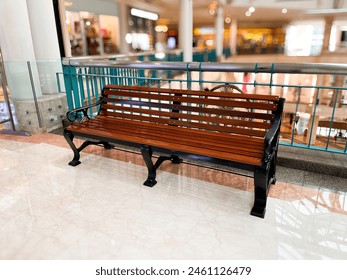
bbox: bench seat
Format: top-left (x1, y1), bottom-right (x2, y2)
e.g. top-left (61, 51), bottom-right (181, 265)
top-left (68, 116), bottom-right (264, 166)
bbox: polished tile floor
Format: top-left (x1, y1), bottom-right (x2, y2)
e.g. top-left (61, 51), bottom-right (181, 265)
top-left (0, 133), bottom-right (347, 260)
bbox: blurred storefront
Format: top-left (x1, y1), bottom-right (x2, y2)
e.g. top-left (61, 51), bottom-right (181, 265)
top-left (193, 27), bottom-right (229, 50)
top-left (126, 7), bottom-right (158, 52)
top-left (64, 0), bottom-right (121, 56)
top-left (65, 1), bottom-right (158, 56)
top-left (237, 27), bottom-right (285, 55)
top-left (66, 11), bottom-right (120, 56)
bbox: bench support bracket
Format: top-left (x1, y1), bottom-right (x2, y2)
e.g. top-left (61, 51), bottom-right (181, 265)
top-left (64, 129), bottom-right (115, 166)
top-left (141, 145), bottom-right (182, 187)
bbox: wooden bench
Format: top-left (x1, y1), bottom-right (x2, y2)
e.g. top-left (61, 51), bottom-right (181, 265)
top-left (63, 84), bottom-right (285, 218)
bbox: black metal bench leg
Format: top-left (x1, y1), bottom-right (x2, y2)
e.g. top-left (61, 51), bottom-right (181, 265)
top-left (251, 168), bottom-right (269, 218)
top-left (171, 155), bottom-right (183, 164)
top-left (141, 145), bottom-right (157, 187)
top-left (63, 129), bottom-right (81, 166)
top-left (101, 141), bottom-right (115, 149)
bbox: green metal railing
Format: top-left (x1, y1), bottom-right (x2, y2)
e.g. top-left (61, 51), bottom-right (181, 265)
top-left (60, 58), bottom-right (347, 154)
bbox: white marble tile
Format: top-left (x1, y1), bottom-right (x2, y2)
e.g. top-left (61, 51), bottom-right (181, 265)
top-left (1, 139), bottom-right (347, 260)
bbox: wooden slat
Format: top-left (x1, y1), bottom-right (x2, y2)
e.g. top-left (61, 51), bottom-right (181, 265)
top-left (103, 84), bottom-right (279, 102)
top-left (97, 111), bottom-right (267, 137)
top-left (102, 90), bottom-right (277, 111)
top-left (101, 104), bottom-right (271, 130)
top-left (102, 98), bottom-right (274, 120)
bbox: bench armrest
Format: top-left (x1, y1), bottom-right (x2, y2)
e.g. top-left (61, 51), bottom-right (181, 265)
top-left (264, 98), bottom-right (285, 159)
top-left (63, 99), bottom-right (103, 126)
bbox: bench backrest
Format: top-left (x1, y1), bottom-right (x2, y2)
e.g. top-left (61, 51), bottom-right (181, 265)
top-left (100, 85), bottom-right (281, 140)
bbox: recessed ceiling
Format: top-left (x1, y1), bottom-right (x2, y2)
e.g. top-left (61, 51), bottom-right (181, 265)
top-left (128, 0), bottom-right (347, 27)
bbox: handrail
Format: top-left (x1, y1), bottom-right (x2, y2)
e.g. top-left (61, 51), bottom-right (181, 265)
top-left (63, 47), bottom-right (213, 63)
top-left (62, 58), bottom-right (347, 75)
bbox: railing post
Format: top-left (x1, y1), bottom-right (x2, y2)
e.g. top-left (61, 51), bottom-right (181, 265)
top-left (62, 63), bottom-right (78, 110)
top-left (291, 87), bottom-right (302, 146)
top-left (186, 63), bottom-right (191, 90)
top-left (307, 88), bottom-right (320, 147)
top-left (326, 88), bottom-right (339, 150)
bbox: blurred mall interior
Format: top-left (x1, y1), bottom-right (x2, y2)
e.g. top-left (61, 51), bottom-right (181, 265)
top-left (61, 0), bottom-right (347, 57)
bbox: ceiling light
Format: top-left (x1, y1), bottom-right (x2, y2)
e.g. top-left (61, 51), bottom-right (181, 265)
top-left (225, 17), bottom-right (231, 24)
top-left (155, 25), bottom-right (168, 32)
top-left (245, 11), bottom-right (252, 17)
top-left (249, 7), bottom-right (255, 13)
top-left (155, 52), bottom-right (166, 60)
top-left (125, 33), bottom-right (132, 44)
top-left (209, 9), bottom-right (216, 16)
top-left (131, 8), bottom-right (158, 21)
top-left (282, 8), bottom-right (288, 14)
top-left (206, 40), bottom-right (214, 46)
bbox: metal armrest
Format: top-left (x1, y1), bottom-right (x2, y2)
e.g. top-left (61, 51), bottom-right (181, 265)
top-left (65, 99), bottom-right (103, 124)
top-left (264, 98), bottom-right (285, 157)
